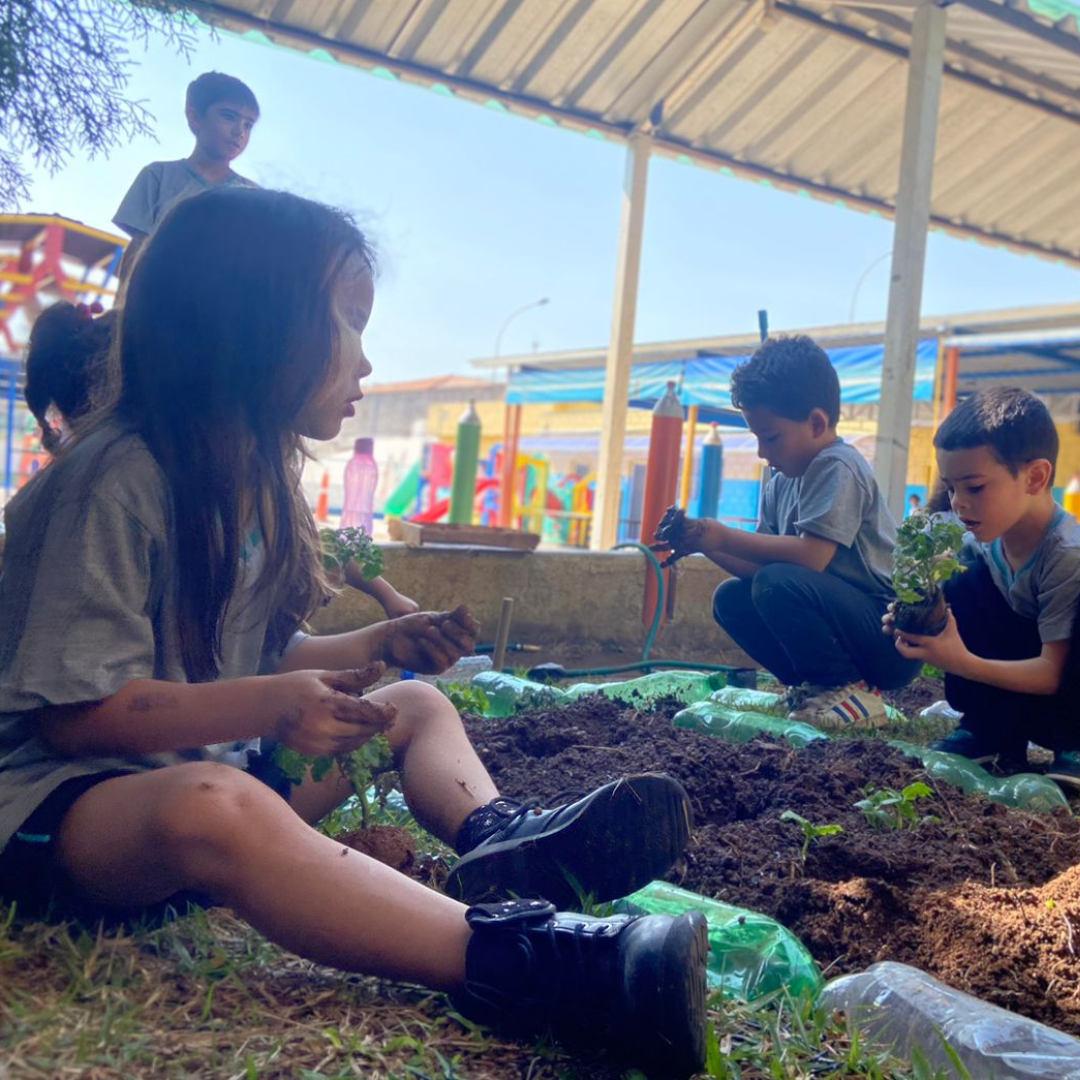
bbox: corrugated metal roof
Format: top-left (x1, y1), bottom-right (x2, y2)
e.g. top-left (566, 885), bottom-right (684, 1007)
top-left (203, 0), bottom-right (1080, 264)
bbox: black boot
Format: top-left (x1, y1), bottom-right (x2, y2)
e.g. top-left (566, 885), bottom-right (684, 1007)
top-left (445, 774), bottom-right (692, 909)
top-left (454, 898), bottom-right (709, 1079)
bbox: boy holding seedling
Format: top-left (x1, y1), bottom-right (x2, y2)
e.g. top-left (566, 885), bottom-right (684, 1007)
top-left (652, 335), bottom-right (919, 728)
top-left (113, 72), bottom-right (260, 279)
top-left (886, 388), bottom-right (1080, 787)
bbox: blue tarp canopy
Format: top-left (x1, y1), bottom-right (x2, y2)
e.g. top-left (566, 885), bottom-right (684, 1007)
top-left (506, 340), bottom-right (940, 420)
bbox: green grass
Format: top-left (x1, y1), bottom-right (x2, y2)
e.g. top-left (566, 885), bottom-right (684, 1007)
top-left (0, 895), bottom-right (944, 1080)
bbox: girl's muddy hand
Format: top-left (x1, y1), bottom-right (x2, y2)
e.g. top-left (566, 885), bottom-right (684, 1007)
top-left (382, 606), bottom-right (480, 674)
top-left (882, 601), bottom-right (897, 636)
top-left (268, 666), bottom-right (397, 756)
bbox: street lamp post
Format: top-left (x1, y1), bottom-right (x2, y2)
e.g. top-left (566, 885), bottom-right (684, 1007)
top-left (848, 251), bottom-right (892, 323)
top-left (494, 297), bottom-right (550, 361)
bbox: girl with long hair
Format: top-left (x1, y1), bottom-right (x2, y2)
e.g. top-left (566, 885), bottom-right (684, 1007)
top-left (0, 187), bottom-right (707, 1076)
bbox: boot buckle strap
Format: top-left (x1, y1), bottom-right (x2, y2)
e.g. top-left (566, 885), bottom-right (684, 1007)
top-left (466, 898), bottom-right (557, 928)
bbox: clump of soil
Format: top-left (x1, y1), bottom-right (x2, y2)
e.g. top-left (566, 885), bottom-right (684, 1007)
top-left (465, 697), bottom-right (1080, 1032)
top-left (338, 825), bottom-right (415, 873)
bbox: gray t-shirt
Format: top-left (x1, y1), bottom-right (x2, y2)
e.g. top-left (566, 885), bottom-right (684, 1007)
top-left (0, 426), bottom-right (294, 851)
top-left (113, 160), bottom-right (257, 237)
top-left (758, 439), bottom-right (896, 600)
top-left (971, 505), bottom-right (1080, 643)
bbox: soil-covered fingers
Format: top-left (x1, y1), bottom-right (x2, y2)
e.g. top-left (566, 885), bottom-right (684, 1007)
top-left (648, 543), bottom-right (687, 569)
top-left (410, 625), bottom-right (465, 673)
top-left (323, 662), bottom-right (387, 695)
top-left (328, 690), bottom-right (398, 729)
top-left (653, 505), bottom-right (686, 545)
top-left (432, 607), bottom-right (480, 650)
top-left (882, 602), bottom-right (897, 635)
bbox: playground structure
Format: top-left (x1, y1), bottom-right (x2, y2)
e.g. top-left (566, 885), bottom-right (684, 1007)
top-left (372, 301), bottom-right (1080, 554)
top-left (378, 401), bottom-right (731, 550)
top-left (0, 215), bottom-right (124, 503)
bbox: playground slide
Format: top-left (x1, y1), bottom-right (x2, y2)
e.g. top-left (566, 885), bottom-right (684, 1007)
top-left (411, 477), bottom-right (499, 524)
top-left (383, 461), bottom-right (421, 517)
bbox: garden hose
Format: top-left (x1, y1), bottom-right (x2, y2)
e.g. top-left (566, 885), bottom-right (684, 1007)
top-left (522, 541), bottom-right (738, 680)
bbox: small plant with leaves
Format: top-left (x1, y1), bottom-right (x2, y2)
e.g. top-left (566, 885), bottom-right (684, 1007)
top-left (274, 735), bottom-right (397, 829)
top-left (440, 682), bottom-right (490, 715)
top-left (320, 525), bottom-right (384, 581)
top-left (855, 781), bottom-right (939, 830)
top-left (892, 510), bottom-right (966, 636)
top-left (780, 810), bottom-right (844, 868)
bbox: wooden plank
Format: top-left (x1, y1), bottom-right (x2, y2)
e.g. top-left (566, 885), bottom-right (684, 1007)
top-left (397, 521), bottom-right (541, 550)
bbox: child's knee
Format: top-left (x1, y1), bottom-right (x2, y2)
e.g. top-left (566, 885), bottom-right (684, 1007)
top-left (154, 762), bottom-right (276, 855)
top-left (712, 577), bottom-right (751, 626)
top-left (377, 679), bottom-right (462, 747)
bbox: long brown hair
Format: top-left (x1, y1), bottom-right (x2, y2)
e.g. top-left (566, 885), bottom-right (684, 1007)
top-left (119, 187), bottom-right (375, 681)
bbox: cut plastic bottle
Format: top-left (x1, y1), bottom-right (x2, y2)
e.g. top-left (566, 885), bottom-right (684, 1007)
top-left (820, 961), bottom-right (1080, 1079)
top-left (616, 881), bottom-right (822, 1002)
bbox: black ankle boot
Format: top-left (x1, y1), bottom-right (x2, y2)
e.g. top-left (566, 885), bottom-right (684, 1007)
top-left (445, 774), bottom-right (692, 910)
top-left (453, 898), bottom-right (709, 1079)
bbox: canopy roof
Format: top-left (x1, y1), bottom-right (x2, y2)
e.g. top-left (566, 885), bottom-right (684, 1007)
top-left (494, 301), bottom-right (1080, 408)
top-left (507, 339), bottom-right (940, 415)
top-left (207, 0), bottom-right (1080, 264)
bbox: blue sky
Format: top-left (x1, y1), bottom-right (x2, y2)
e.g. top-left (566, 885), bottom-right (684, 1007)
top-left (21, 22), bottom-right (1080, 383)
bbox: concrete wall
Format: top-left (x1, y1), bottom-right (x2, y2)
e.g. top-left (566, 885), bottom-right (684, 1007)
top-left (0, 533), bottom-right (753, 667)
top-left (313, 544), bottom-right (753, 667)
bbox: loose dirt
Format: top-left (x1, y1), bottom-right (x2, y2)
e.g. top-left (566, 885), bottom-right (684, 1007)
top-left (462, 696), bottom-right (1080, 1032)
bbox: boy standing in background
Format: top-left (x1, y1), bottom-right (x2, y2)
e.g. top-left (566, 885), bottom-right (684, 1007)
top-left (113, 72), bottom-right (260, 279)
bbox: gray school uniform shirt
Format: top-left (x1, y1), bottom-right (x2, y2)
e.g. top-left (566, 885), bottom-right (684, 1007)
top-left (113, 160), bottom-right (257, 237)
top-left (758, 439), bottom-right (896, 600)
top-left (0, 425), bottom-right (295, 851)
top-left (968, 504), bottom-right (1080, 643)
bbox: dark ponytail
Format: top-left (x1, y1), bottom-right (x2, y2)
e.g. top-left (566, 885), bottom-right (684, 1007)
top-left (25, 302), bottom-right (114, 452)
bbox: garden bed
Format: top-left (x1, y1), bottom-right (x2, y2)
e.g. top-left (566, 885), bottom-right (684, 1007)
top-left (462, 695), bottom-right (1080, 1034)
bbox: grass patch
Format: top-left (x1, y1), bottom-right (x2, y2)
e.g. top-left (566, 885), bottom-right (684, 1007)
top-left (0, 898), bottom-right (937, 1079)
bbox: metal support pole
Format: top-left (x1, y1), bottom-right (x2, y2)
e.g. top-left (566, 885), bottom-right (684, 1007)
top-left (872, 0), bottom-right (947, 519)
top-left (591, 132), bottom-right (651, 550)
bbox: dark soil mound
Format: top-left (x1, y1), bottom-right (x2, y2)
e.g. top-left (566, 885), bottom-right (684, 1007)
top-left (464, 697), bottom-right (1080, 1031)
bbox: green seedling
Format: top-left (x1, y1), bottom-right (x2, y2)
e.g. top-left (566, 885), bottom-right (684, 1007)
top-left (892, 511), bottom-right (966, 636)
top-left (780, 810), bottom-right (844, 866)
top-left (320, 525), bottom-right (384, 580)
top-left (440, 681), bottom-right (490, 715)
top-left (273, 735), bottom-right (397, 829)
top-left (856, 781), bottom-right (938, 830)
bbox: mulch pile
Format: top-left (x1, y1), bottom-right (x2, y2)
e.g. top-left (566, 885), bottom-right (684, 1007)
top-left (463, 696), bottom-right (1080, 1033)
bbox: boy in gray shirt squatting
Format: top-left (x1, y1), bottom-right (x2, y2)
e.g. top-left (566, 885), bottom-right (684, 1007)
top-left (886, 388), bottom-right (1080, 789)
top-left (113, 72), bottom-right (259, 279)
top-left (652, 336), bottom-right (918, 729)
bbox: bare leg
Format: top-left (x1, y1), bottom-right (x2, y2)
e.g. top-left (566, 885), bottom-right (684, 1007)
top-left (287, 681), bottom-right (498, 837)
top-left (365, 680), bottom-right (498, 844)
top-left (56, 763), bottom-right (471, 989)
